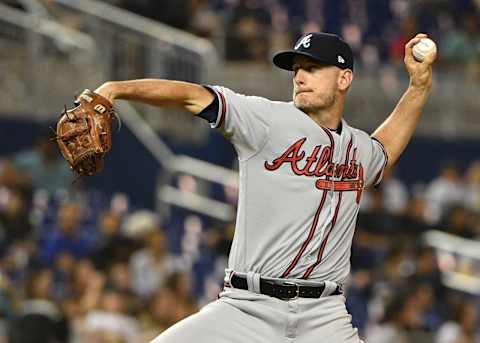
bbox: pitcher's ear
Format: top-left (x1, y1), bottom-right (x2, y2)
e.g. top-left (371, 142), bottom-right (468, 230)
top-left (338, 69), bottom-right (353, 91)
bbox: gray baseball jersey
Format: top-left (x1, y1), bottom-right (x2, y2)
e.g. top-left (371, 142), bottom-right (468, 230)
top-left (151, 86), bottom-right (385, 343)
top-left (207, 85), bottom-right (387, 285)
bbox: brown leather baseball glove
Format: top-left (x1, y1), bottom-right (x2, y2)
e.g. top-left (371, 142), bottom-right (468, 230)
top-left (56, 89), bottom-right (116, 176)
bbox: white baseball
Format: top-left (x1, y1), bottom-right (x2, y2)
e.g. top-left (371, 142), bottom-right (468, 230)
top-left (412, 38), bottom-right (437, 62)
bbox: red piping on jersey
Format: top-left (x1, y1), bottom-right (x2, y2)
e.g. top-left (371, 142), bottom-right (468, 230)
top-left (281, 190), bottom-right (328, 278)
top-left (322, 127), bottom-right (335, 156)
top-left (216, 90), bottom-right (227, 128)
top-left (302, 192), bottom-right (343, 278)
top-left (280, 127), bottom-right (335, 278)
top-left (371, 139), bottom-right (388, 186)
top-left (302, 135), bottom-right (353, 279)
top-left (346, 137), bottom-right (353, 164)
top-left (372, 167), bottom-right (383, 186)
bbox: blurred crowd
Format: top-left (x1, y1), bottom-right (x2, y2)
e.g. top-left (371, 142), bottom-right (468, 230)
top-left (0, 132), bottom-right (478, 342)
top-left (0, 132), bottom-right (205, 342)
top-left (1, 1), bottom-right (480, 342)
top-left (11, 0), bottom-right (479, 70)
top-left (116, 0), bottom-right (480, 72)
top-left (350, 163), bottom-right (480, 342)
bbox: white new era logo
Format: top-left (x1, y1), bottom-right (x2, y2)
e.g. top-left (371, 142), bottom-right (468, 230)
top-left (337, 55), bottom-right (345, 64)
top-left (295, 34), bottom-right (312, 50)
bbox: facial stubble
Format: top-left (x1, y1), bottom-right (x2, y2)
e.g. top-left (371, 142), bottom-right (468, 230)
top-left (294, 88), bottom-right (337, 114)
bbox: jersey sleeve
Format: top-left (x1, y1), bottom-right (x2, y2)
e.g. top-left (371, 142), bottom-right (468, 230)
top-left (201, 85), bottom-right (273, 160)
top-left (364, 137), bottom-right (388, 187)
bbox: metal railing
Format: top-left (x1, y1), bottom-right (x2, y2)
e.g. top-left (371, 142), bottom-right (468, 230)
top-left (3, 0), bottom-right (480, 221)
top-left (45, 0), bottom-right (236, 221)
top-left (117, 101), bottom-right (237, 221)
top-left (0, 3), bottom-right (98, 117)
top-left (0, 0), bottom-right (238, 221)
top-left (423, 230), bottom-right (480, 294)
top-left (51, 0), bottom-right (214, 57)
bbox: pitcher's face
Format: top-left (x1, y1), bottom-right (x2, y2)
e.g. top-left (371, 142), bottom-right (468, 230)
top-left (292, 56), bottom-right (340, 113)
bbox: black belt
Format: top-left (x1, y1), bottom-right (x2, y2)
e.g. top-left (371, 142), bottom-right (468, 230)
top-left (230, 274), bottom-right (342, 300)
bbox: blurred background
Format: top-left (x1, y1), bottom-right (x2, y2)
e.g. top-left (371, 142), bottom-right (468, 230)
top-left (0, 0), bottom-right (480, 342)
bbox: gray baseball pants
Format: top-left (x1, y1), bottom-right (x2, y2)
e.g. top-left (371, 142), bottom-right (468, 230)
top-left (150, 288), bottom-right (363, 343)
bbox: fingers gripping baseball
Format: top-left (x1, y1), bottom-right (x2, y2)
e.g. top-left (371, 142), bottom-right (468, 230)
top-left (404, 33), bottom-right (437, 90)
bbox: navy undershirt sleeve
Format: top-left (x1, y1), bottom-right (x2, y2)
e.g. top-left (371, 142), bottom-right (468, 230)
top-left (197, 87), bottom-right (219, 124)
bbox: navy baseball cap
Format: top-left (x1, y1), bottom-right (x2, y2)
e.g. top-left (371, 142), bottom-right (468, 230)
top-left (273, 32), bottom-right (354, 71)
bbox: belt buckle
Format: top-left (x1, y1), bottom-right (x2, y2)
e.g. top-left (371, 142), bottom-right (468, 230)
top-left (282, 282), bottom-right (300, 300)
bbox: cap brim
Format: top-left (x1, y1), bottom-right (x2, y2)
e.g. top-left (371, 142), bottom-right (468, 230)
top-left (273, 50), bottom-right (331, 71)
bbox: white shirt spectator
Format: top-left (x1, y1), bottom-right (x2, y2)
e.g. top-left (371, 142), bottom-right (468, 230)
top-left (129, 249), bottom-right (182, 298)
top-left (365, 323), bottom-right (408, 343)
top-left (424, 166), bottom-right (465, 225)
top-left (383, 176), bottom-right (409, 215)
top-left (83, 310), bottom-right (139, 343)
top-left (436, 322), bottom-right (462, 343)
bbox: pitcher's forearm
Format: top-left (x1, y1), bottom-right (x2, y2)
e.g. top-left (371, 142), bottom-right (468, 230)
top-left (95, 79), bottom-right (214, 114)
top-left (372, 33), bottom-right (436, 169)
top-left (372, 84), bottom-right (431, 168)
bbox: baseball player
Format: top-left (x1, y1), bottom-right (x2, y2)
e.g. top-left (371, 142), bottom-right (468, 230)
top-left (94, 32), bottom-right (436, 342)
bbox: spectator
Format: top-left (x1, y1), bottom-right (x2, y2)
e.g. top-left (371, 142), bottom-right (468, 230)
top-left (436, 301), bottom-right (479, 343)
top-left (120, 0), bottom-right (194, 30)
top-left (129, 227), bottom-right (182, 299)
top-left (225, 0), bottom-right (272, 61)
top-left (0, 160), bottom-right (30, 198)
top-left (191, 0), bottom-right (220, 39)
top-left (365, 290), bottom-right (411, 343)
top-left (0, 189), bottom-right (32, 250)
top-left (464, 160), bottom-right (480, 213)
top-left (400, 193), bottom-right (432, 236)
top-left (91, 210), bottom-right (138, 272)
top-left (81, 288), bottom-right (139, 343)
top-left (52, 252), bottom-right (75, 299)
top-left (410, 247), bottom-right (442, 292)
top-left (205, 222), bottom-right (234, 260)
top-left (164, 272), bottom-right (198, 320)
top-left (8, 269), bottom-right (69, 343)
top-left (2, 240), bottom-right (36, 288)
top-left (70, 259), bottom-right (106, 315)
top-left (389, 17), bottom-right (418, 64)
top-left (441, 14), bottom-right (480, 66)
top-left (352, 190), bottom-right (402, 270)
top-left (358, 189), bottom-right (403, 236)
top-left (7, 131), bottom-right (73, 195)
top-left (346, 270), bottom-right (373, 334)
top-left (424, 162), bottom-right (465, 225)
top-left (377, 243), bottom-right (414, 291)
top-left (440, 205), bottom-right (476, 239)
top-left (135, 288), bottom-right (179, 342)
top-left (39, 202), bottom-right (92, 266)
top-left (409, 247), bottom-right (445, 330)
top-left (366, 284), bottom-right (434, 342)
top-left (381, 168), bottom-right (409, 216)
top-left (106, 262), bottom-right (141, 316)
